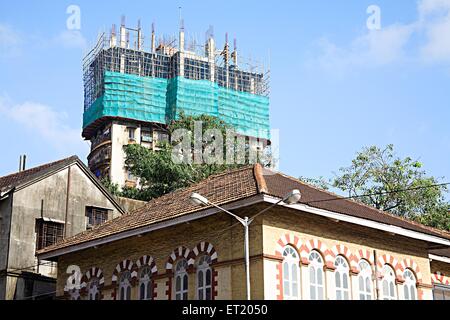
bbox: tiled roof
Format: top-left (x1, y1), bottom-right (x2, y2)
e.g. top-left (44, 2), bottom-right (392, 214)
top-left (37, 164), bottom-right (450, 256)
top-left (0, 156), bottom-right (79, 192)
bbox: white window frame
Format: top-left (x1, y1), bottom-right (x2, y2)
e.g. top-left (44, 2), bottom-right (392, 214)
top-left (139, 266), bottom-right (153, 300)
top-left (308, 250), bottom-right (325, 300)
top-left (196, 255), bottom-right (212, 300)
top-left (282, 246), bottom-right (300, 300)
top-left (403, 269), bottom-right (417, 300)
top-left (88, 278), bottom-right (100, 300)
top-left (357, 259), bottom-right (373, 300)
top-left (381, 265), bottom-right (397, 300)
top-left (68, 288), bottom-right (80, 300)
top-left (118, 270), bottom-right (132, 300)
top-left (174, 259), bottom-right (189, 300)
top-left (334, 255), bottom-right (350, 300)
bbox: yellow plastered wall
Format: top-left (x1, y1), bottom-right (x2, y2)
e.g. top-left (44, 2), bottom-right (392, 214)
top-left (261, 207), bottom-right (433, 300)
top-left (56, 204), bottom-right (267, 300)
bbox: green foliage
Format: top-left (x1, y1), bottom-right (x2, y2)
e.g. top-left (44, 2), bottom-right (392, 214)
top-left (108, 112), bottom-right (265, 201)
top-left (299, 176), bottom-right (330, 190)
top-left (330, 144), bottom-right (449, 230)
top-left (414, 204), bottom-right (450, 231)
top-left (100, 177), bottom-right (120, 196)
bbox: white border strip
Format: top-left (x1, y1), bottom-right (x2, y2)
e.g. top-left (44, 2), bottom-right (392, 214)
top-left (429, 254), bottom-right (450, 264)
top-left (263, 195), bottom-right (450, 247)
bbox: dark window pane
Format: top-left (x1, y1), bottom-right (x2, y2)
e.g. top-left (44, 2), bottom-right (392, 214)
top-left (183, 275), bottom-right (188, 290)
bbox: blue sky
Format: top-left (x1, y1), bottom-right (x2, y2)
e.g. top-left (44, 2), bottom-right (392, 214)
top-left (1, 0), bottom-right (449, 195)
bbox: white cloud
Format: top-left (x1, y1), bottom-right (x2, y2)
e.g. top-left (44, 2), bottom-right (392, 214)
top-left (0, 95), bottom-right (84, 150)
top-left (0, 24), bottom-right (23, 58)
top-left (418, 0), bottom-right (450, 63)
top-left (308, 0), bottom-right (450, 71)
top-left (310, 24), bottom-right (414, 71)
top-left (53, 30), bottom-right (87, 50)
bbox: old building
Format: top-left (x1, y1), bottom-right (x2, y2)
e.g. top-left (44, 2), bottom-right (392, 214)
top-left (429, 248), bottom-right (450, 299)
top-left (0, 156), bottom-right (125, 300)
top-left (82, 19), bottom-right (270, 187)
top-left (37, 164), bottom-right (450, 300)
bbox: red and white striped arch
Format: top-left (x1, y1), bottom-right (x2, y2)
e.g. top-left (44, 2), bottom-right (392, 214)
top-left (80, 267), bottom-right (104, 296)
top-left (328, 244), bottom-right (358, 272)
top-left (274, 233), bottom-right (301, 258)
top-left (111, 259), bottom-right (136, 285)
top-left (355, 249), bottom-right (375, 265)
top-left (432, 271), bottom-right (450, 285)
top-left (166, 246), bottom-right (194, 272)
top-left (192, 241), bottom-right (218, 263)
top-left (397, 258), bottom-right (423, 283)
top-left (299, 239), bottom-right (329, 266)
top-left (135, 255), bottom-right (158, 276)
top-left (377, 254), bottom-right (400, 279)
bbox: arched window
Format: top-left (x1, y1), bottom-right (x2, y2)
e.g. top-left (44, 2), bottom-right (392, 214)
top-left (175, 259), bottom-right (189, 300)
top-left (197, 255), bottom-right (212, 300)
top-left (139, 266), bottom-right (153, 300)
top-left (309, 250), bottom-right (325, 300)
top-left (119, 270), bottom-right (132, 300)
top-left (357, 260), bottom-right (373, 300)
top-left (67, 274), bottom-right (80, 300)
top-left (282, 246), bottom-right (300, 300)
top-left (381, 265), bottom-right (397, 300)
top-left (68, 289), bottom-right (80, 300)
top-left (334, 256), bottom-right (350, 300)
top-left (88, 278), bottom-right (100, 300)
top-left (403, 269), bottom-right (417, 300)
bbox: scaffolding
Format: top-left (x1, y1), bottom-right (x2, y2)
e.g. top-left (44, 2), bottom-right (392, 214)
top-left (82, 19), bottom-right (271, 140)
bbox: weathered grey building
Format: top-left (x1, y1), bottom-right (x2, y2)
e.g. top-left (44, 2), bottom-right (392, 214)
top-left (0, 156), bottom-right (125, 300)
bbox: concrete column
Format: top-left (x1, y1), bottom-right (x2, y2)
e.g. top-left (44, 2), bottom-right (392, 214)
top-left (206, 37), bottom-right (215, 82)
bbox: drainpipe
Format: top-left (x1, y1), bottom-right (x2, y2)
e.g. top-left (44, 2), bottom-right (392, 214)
top-left (64, 166), bottom-right (71, 238)
top-left (374, 249), bottom-right (380, 300)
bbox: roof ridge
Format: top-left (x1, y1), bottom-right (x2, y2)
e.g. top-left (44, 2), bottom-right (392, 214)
top-left (271, 170), bottom-right (450, 238)
top-left (253, 163), bottom-right (268, 193)
top-left (0, 155), bottom-right (78, 180)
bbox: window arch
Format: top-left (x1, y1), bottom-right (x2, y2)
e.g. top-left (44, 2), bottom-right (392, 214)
top-left (334, 255), bottom-right (350, 300)
top-left (175, 259), bottom-right (189, 300)
top-left (139, 266), bottom-right (153, 300)
top-left (197, 255), bottom-right (212, 300)
top-left (282, 246), bottom-right (300, 300)
top-left (357, 260), bottom-right (373, 300)
top-left (381, 265), bottom-right (397, 300)
top-left (309, 250), bottom-right (325, 300)
top-left (403, 269), bottom-right (417, 300)
top-left (118, 270), bottom-right (132, 300)
top-left (87, 278), bottom-right (100, 300)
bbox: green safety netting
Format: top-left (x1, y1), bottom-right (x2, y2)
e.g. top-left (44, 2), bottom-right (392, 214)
top-left (83, 71), bottom-right (270, 140)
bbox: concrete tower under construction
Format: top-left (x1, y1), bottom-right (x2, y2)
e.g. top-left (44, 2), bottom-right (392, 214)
top-left (82, 18), bottom-right (270, 187)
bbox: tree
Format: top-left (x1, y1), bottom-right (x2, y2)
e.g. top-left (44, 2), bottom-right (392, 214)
top-left (329, 144), bottom-right (449, 230)
top-left (298, 176), bottom-right (330, 190)
top-left (106, 112), bottom-right (267, 201)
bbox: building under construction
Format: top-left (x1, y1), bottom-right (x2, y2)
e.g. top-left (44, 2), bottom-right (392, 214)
top-left (82, 18), bottom-right (270, 187)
